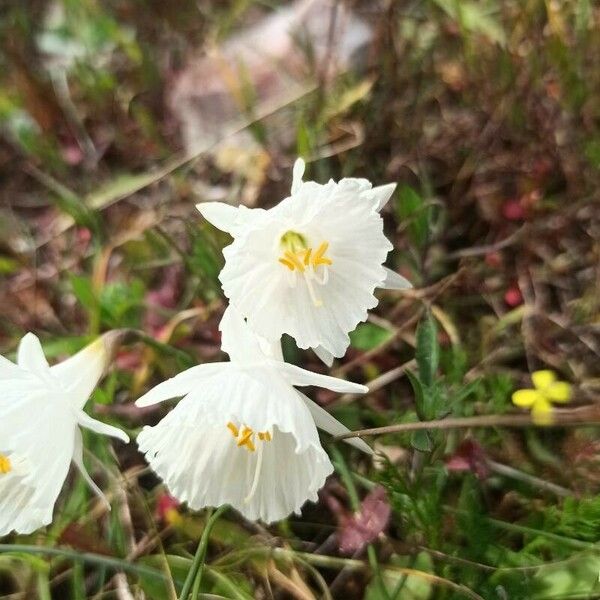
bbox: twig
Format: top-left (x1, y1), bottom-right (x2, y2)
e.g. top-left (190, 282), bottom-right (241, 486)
top-left (334, 406), bottom-right (600, 440)
top-left (486, 460), bottom-right (573, 497)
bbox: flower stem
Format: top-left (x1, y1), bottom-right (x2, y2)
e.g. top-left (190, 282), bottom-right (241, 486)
top-left (179, 505), bottom-right (228, 600)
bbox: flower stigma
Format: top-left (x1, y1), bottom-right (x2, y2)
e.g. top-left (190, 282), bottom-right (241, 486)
top-left (0, 454), bottom-right (12, 475)
top-left (278, 231), bottom-right (333, 308)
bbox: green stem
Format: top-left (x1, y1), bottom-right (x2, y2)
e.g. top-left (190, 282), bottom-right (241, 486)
top-left (0, 544), bottom-right (181, 584)
top-left (179, 505), bottom-right (228, 600)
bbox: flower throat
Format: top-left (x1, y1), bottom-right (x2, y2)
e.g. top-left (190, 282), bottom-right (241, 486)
top-left (277, 230), bottom-right (332, 307)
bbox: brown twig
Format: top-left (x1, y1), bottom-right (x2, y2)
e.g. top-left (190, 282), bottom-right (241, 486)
top-left (334, 405), bottom-right (600, 440)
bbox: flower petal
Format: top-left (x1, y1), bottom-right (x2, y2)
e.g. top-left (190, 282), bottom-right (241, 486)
top-left (381, 267), bottom-right (413, 291)
top-left (276, 362), bottom-right (368, 394)
top-left (196, 202), bottom-right (238, 234)
top-left (137, 392), bottom-right (333, 523)
top-left (0, 400), bottom-right (76, 536)
top-left (219, 305), bottom-right (280, 363)
top-left (71, 429), bottom-right (110, 510)
top-left (360, 183), bottom-right (397, 212)
top-left (0, 354), bottom-right (22, 378)
top-left (531, 397), bottom-right (554, 426)
top-left (220, 185), bottom-right (392, 357)
top-left (17, 333), bottom-right (50, 376)
top-left (291, 158), bottom-right (306, 194)
top-left (76, 411), bottom-right (130, 444)
top-left (313, 345), bottom-right (334, 367)
top-left (50, 338), bottom-right (107, 408)
top-left (298, 392), bottom-right (373, 455)
top-left (545, 381), bottom-right (572, 404)
top-left (135, 363), bottom-right (228, 407)
top-left (512, 389), bottom-right (542, 408)
top-left (531, 370), bottom-right (556, 391)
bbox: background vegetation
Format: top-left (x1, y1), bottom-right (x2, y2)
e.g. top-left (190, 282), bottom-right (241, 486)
top-left (1, 0), bottom-right (599, 598)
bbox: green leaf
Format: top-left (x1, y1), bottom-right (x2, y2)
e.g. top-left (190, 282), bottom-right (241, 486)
top-left (416, 311), bottom-right (439, 387)
top-left (411, 429), bottom-right (432, 452)
top-left (395, 186), bottom-right (429, 249)
top-left (406, 369), bottom-right (426, 420)
top-left (350, 322), bottom-right (394, 351)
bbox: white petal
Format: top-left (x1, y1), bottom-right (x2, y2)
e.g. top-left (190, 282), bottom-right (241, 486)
top-left (219, 305), bottom-right (273, 363)
top-left (17, 333), bottom-right (50, 376)
top-left (298, 392), bottom-right (373, 455)
top-left (0, 400), bottom-right (76, 536)
top-left (135, 363), bottom-right (228, 407)
top-left (381, 267), bottom-right (413, 290)
top-left (0, 354), bottom-right (22, 378)
top-left (360, 183), bottom-right (397, 212)
top-left (291, 158), bottom-right (306, 194)
top-left (50, 338), bottom-right (107, 408)
top-left (312, 345), bottom-right (334, 367)
top-left (137, 388), bottom-right (332, 523)
top-left (220, 185), bottom-right (392, 357)
top-left (72, 429), bottom-right (110, 510)
top-left (275, 362), bottom-right (368, 394)
top-left (196, 202), bottom-right (239, 234)
top-left (76, 411), bottom-right (129, 444)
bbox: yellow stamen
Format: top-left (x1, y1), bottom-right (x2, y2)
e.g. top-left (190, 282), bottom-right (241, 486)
top-left (226, 423), bottom-right (272, 452)
top-left (278, 257), bottom-right (296, 271)
top-left (303, 248), bottom-right (312, 266)
top-left (312, 241), bottom-right (333, 266)
top-left (0, 454), bottom-right (11, 475)
top-left (284, 250), bottom-right (305, 272)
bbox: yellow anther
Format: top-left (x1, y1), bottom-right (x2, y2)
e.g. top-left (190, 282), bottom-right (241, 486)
top-left (0, 454), bottom-right (12, 475)
top-left (284, 251), bottom-right (306, 272)
top-left (312, 241), bottom-right (333, 267)
top-left (227, 424), bottom-right (273, 452)
top-left (278, 257), bottom-right (296, 271)
top-left (303, 248), bottom-right (312, 266)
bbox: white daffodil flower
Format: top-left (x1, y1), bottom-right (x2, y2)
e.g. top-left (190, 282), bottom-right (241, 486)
top-left (0, 333), bottom-right (129, 536)
top-left (197, 158), bottom-right (412, 362)
top-left (136, 307), bottom-right (372, 524)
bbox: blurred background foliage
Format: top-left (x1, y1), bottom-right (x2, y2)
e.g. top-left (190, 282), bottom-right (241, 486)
top-left (1, 0), bottom-right (600, 598)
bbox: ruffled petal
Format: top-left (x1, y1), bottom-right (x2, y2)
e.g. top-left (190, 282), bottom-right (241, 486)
top-left (220, 183), bottom-right (392, 357)
top-left (298, 392), bottom-right (373, 454)
top-left (50, 338), bottom-right (107, 408)
top-left (137, 390), bottom-right (332, 523)
top-left (381, 267), bottom-right (413, 291)
top-left (135, 363), bottom-right (228, 407)
top-left (0, 354), bottom-right (22, 379)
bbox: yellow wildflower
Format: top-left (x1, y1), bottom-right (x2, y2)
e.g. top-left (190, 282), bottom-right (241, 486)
top-left (512, 370), bottom-right (572, 425)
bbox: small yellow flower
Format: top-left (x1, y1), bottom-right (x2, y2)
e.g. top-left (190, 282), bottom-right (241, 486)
top-left (512, 370), bottom-right (572, 425)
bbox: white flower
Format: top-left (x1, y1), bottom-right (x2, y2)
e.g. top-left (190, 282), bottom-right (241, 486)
top-left (0, 334), bottom-right (129, 536)
top-left (197, 158), bottom-right (412, 362)
top-left (135, 307), bottom-right (372, 524)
